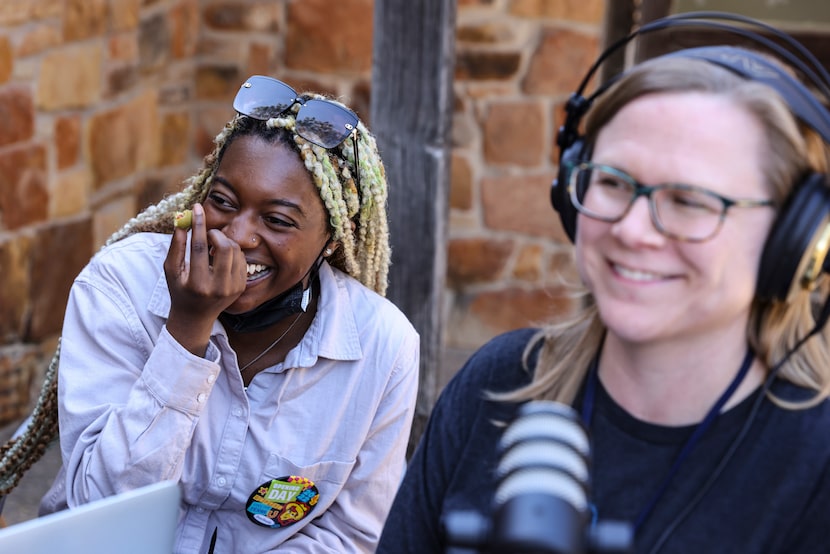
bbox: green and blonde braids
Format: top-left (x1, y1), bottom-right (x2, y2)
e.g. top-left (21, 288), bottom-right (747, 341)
top-left (106, 97), bottom-right (391, 294)
top-left (0, 92), bottom-right (392, 498)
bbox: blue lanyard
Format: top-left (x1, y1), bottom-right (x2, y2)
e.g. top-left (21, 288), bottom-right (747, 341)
top-left (581, 347), bottom-right (753, 533)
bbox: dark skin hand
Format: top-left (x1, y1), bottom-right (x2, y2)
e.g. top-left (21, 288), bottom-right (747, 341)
top-left (163, 202), bottom-right (248, 357)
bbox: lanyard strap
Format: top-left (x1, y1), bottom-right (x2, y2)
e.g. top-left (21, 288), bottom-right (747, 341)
top-left (581, 347), bottom-right (754, 533)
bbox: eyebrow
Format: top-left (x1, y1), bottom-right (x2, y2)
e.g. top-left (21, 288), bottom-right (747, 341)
top-left (211, 176), bottom-right (308, 217)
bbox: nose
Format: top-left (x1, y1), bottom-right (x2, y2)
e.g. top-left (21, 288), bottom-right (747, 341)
top-left (222, 214), bottom-right (259, 248)
top-left (610, 196), bottom-right (665, 246)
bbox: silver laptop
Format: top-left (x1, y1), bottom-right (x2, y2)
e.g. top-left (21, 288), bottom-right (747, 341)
top-left (0, 481), bottom-right (180, 554)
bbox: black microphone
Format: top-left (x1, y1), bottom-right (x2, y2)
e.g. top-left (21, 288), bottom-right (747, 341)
top-left (442, 401), bottom-right (632, 554)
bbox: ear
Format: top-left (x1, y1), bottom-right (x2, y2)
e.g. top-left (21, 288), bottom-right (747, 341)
top-left (324, 241), bottom-right (339, 257)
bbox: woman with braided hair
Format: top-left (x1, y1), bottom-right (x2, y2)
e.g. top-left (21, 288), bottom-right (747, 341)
top-left (32, 76), bottom-right (419, 552)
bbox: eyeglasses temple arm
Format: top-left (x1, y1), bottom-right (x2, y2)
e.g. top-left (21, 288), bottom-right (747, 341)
top-left (352, 132), bottom-right (361, 195)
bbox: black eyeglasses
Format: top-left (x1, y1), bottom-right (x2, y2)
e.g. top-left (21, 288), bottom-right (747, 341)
top-left (565, 161), bottom-right (775, 242)
top-left (233, 76), bottom-right (362, 188)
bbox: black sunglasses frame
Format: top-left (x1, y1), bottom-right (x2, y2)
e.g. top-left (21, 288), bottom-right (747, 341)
top-left (233, 75), bottom-right (362, 191)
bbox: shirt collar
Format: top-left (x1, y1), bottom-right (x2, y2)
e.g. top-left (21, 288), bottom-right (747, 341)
top-left (147, 260), bottom-right (363, 363)
top-left (292, 261), bottom-right (362, 365)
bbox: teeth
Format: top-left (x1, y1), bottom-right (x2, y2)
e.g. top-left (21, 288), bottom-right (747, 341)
top-left (247, 263), bottom-right (268, 277)
top-left (614, 264), bottom-right (663, 282)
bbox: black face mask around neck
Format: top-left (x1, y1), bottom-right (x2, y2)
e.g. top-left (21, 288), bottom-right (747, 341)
top-left (218, 244), bottom-right (328, 334)
top-left (219, 279), bottom-right (312, 333)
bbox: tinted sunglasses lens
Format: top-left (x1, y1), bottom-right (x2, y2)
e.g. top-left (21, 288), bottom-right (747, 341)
top-left (295, 99), bottom-right (358, 148)
top-left (233, 76), bottom-right (297, 120)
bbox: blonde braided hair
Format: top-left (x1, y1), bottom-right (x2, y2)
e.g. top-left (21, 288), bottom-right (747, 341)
top-left (0, 340), bottom-right (60, 496)
top-left (0, 92), bottom-right (391, 498)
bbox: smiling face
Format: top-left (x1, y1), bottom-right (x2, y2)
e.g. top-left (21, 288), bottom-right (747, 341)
top-left (575, 91), bottom-right (777, 347)
top-left (204, 133), bottom-right (332, 315)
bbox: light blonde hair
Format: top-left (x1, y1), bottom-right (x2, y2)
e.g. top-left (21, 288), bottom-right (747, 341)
top-left (501, 54), bottom-right (830, 409)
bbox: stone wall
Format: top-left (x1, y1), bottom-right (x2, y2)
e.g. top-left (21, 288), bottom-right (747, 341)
top-left (0, 0), bottom-right (603, 424)
top-left (447, 0), bottom-right (602, 347)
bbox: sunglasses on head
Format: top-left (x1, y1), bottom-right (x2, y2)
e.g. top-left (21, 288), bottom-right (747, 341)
top-left (233, 75), bottom-right (359, 149)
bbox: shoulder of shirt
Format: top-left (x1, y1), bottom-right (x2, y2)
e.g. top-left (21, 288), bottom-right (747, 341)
top-left (763, 379), bottom-right (830, 455)
top-left (328, 265), bottom-right (418, 336)
top-left (78, 233), bottom-right (169, 279)
top-left (446, 328), bottom-right (540, 397)
top-left (89, 232), bottom-right (170, 265)
top-left (770, 379), bottom-right (830, 419)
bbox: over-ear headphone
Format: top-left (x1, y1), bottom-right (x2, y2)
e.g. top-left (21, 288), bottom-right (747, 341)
top-left (551, 11), bottom-right (830, 302)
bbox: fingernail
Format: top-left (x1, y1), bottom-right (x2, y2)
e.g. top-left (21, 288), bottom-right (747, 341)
top-left (193, 203), bottom-right (203, 216)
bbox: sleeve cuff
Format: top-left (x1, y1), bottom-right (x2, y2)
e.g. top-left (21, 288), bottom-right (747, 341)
top-left (139, 326), bottom-right (223, 413)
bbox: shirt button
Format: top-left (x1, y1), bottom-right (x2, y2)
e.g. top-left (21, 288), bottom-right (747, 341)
top-left (196, 506), bottom-right (204, 513)
top-left (217, 476), bottom-right (227, 486)
top-left (207, 374), bottom-right (216, 384)
top-left (232, 407), bottom-right (243, 417)
top-left (197, 393), bottom-right (206, 403)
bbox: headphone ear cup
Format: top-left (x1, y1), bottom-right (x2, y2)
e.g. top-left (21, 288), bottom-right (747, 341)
top-left (552, 138), bottom-right (586, 243)
top-left (757, 173), bottom-right (830, 301)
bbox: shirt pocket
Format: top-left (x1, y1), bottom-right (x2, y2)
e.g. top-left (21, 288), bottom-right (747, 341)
top-left (258, 453), bottom-right (355, 517)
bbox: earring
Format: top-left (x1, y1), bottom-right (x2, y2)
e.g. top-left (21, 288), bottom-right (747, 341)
top-left (324, 248), bottom-right (333, 256)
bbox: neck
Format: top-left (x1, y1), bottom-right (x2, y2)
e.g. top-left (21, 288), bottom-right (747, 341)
top-left (228, 280), bottom-right (320, 379)
top-left (598, 331), bottom-right (766, 425)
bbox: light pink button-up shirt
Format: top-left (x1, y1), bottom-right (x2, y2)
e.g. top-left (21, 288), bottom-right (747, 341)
top-left (40, 232), bottom-right (420, 553)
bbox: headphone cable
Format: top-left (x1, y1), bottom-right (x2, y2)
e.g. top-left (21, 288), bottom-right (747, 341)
top-left (647, 298), bottom-right (830, 553)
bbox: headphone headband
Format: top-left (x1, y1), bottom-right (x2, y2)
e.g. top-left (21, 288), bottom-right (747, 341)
top-left (661, 46), bottom-right (830, 144)
top-left (572, 11), bottom-right (830, 101)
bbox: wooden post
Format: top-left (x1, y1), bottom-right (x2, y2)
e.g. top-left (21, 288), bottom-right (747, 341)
top-left (600, 0), bottom-right (636, 83)
top-left (635, 0), bottom-right (674, 61)
top-left (371, 0), bottom-right (457, 453)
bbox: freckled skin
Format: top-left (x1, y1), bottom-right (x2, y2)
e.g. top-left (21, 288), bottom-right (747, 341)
top-left (576, 92), bottom-right (775, 348)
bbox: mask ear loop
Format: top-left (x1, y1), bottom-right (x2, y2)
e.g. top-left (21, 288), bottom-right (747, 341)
top-left (295, 241), bottom-right (334, 312)
top-left (306, 241), bottom-right (333, 293)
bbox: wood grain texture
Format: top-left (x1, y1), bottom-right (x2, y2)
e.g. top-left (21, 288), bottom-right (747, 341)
top-left (371, 0), bottom-right (457, 452)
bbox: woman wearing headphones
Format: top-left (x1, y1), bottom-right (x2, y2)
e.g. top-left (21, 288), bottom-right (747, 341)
top-left (378, 18), bottom-right (830, 554)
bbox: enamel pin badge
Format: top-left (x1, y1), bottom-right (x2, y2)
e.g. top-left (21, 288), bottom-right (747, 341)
top-left (246, 476), bottom-right (319, 528)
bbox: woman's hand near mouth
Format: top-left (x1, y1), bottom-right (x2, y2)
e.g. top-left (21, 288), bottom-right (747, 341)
top-left (164, 203), bottom-right (248, 357)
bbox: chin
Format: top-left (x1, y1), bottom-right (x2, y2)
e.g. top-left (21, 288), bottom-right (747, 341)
top-left (599, 305), bottom-right (662, 340)
top-left (224, 295), bottom-right (264, 315)
top-left (222, 305), bottom-right (247, 316)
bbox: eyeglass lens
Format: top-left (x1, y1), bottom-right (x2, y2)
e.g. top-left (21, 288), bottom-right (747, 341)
top-left (293, 99), bottom-right (357, 149)
top-left (570, 163), bottom-right (725, 241)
